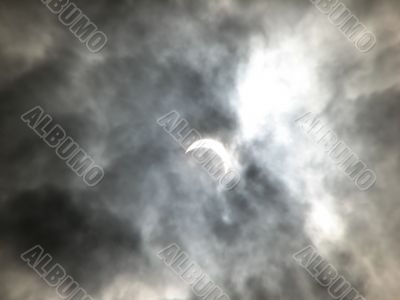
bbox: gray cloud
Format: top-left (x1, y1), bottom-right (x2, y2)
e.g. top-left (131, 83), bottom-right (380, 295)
top-left (0, 0), bottom-right (399, 299)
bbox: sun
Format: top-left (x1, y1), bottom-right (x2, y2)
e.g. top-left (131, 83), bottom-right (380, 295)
top-left (186, 138), bottom-right (233, 173)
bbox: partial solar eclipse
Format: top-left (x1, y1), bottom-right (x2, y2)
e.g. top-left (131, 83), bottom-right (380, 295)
top-left (185, 139), bottom-right (232, 173)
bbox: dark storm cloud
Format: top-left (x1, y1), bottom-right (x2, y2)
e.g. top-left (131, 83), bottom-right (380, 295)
top-left (0, 186), bottom-right (142, 292)
top-left (0, 0), bottom-right (284, 298)
top-left (1, 0), bottom-right (399, 299)
top-left (351, 88), bottom-right (400, 149)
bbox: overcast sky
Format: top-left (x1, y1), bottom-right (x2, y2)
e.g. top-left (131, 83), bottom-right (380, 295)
top-left (1, 0), bottom-right (399, 299)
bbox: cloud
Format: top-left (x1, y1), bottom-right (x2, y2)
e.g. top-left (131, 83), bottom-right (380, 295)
top-left (0, 0), bottom-right (399, 299)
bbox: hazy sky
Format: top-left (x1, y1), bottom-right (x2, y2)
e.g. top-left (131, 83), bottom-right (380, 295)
top-left (1, 0), bottom-right (399, 300)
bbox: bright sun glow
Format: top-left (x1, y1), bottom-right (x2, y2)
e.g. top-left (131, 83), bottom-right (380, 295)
top-left (235, 37), bottom-right (345, 245)
top-left (308, 202), bottom-right (344, 243)
top-left (236, 38), bottom-right (314, 141)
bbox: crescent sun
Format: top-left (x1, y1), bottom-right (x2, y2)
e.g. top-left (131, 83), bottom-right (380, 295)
top-left (185, 139), bottom-right (232, 173)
